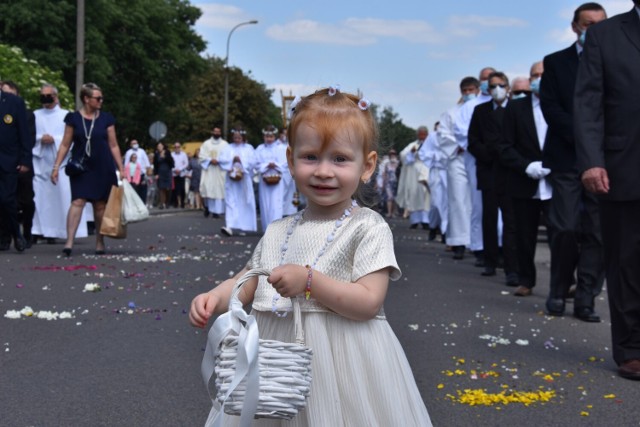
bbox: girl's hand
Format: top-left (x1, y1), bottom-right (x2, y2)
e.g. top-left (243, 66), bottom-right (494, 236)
top-left (189, 292), bottom-right (221, 328)
top-left (51, 168), bottom-right (59, 185)
top-left (267, 264), bottom-right (307, 298)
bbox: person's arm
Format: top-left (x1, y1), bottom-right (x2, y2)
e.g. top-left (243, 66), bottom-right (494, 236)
top-left (498, 104), bottom-right (531, 174)
top-left (107, 125), bottom-right (124, 177)
top-left (50, 124), bottom-right (75, 184)
top-left (467, 106), bottom-right (492, 163)
top-left (540, 54), bottom-right (574, 142)
top-left (267, 265), bottom-right (389, 321)
top-left (189, 266), bottom-right (258, 328)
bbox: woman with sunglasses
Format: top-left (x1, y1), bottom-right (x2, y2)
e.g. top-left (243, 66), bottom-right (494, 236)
top-left (50, 83), bottom-right (124, 256)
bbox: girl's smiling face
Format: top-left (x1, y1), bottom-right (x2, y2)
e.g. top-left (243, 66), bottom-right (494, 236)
top-left (288, 123), bottom-right (376, 219)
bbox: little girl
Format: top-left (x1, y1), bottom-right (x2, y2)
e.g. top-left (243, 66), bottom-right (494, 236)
top-left (190, 87), bottom-right (432, 426)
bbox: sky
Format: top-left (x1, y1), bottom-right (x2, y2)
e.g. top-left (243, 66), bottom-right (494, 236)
top-left (192, 0), bottom-right (632, 133)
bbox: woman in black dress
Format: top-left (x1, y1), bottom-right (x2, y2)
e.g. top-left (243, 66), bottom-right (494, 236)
top-left (154, 141), bottom-right (174, 209)
top-left (50, 83), bottom-right (124, 256)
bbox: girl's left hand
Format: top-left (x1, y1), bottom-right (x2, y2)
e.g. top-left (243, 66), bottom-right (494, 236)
top-left (267, 264), bottom-right (307, 298)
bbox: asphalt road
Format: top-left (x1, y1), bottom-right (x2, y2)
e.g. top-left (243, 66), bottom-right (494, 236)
top-left (0, 209), bottom-right (637, 427)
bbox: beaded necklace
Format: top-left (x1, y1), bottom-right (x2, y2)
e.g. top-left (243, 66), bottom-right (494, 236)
top-left (271, 199), bottom-right (358, 316)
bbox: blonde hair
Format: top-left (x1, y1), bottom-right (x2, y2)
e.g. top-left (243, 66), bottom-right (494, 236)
top-left (80, 82), bottom-right (101, 104)
top-left (288, 88), bottom-right (379, 156)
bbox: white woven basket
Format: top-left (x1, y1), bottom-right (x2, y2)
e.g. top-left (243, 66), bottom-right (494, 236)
top-left (202, 268), bottom-right (313, 425)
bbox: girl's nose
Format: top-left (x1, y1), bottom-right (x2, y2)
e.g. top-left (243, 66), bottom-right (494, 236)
top-left (314, 160), bottom-right (333, 178)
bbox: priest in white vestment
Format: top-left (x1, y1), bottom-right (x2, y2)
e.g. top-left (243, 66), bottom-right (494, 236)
top-left (199, 127), bottom-right (228, 217)
top-left (277, 131), bottom-right (298, 216)
top-left (254, 126), bottom-right (288, 231)
top-left (396, 126), bottom-right (430, 229)
top-left (32, 84), bottom-right (88, 241)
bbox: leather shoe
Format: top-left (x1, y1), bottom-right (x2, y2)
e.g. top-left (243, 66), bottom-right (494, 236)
top-left (428, 228), bottom-right (437, 241)
top-left (618, 359), bottom-right (640, 380)
top-left (545, 298), bottom-right (565, 316)
top-left (409, 223), bottom-right (418, 229)
top-left (573, 307), bottom-right (601, 323)
top-left (513, 286), bottom-right (532, 297)
top-left (505, 272), bottom-right (519, 287)
top-left (452, 246), bottom-right (465, 260)
top-left (14, 236), bottom-right (27, 252)
top-left (481, 267), bottom-right (496, 276)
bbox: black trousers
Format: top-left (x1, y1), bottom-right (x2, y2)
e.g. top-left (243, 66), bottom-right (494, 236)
top-left (512, 197), bottom-right (552, 289)
top-left (0, 170), bottom-right (22, 242)
top-left (547, 171), bottom-right (604, 308)
top-left (171, 176), bottom-right (185, 207)
top-left (481, 188), bottom-right (518, 274)
top-left (600, 200), bottom-right (640, 365)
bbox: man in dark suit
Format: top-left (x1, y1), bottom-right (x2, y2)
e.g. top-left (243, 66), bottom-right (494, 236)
top-left (540, 2), bottom-right (607, 322)
top-left (0, 82), bottom-right (31, 252)
top-left (468, 71), bottom-right (518, 286)
top-left (499, 62), bottom-right (553, 298)
top-left (574, 2), bottom-right (640, 381)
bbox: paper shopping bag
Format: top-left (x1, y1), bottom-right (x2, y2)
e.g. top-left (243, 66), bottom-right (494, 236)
top-left (99, 185), bottom-right (127, 239)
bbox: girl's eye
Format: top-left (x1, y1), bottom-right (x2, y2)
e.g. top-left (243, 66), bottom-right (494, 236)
top-left (304, 154), bottom-right (317, 161)
top-left (335, 156), bottom-right (347, 163)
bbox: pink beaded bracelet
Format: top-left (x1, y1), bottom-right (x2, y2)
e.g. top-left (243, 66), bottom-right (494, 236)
top-left (304, 265), bottom-right (313, 300)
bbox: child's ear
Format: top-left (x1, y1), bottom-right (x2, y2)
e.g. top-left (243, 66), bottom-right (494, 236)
top-left (361, 150), bottom-right (378, 182)
top-left (286, 146), bottom-right (294, 171)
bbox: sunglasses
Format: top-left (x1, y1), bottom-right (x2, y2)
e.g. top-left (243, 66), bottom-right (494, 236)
top-left (489, 83), bottom-right (507, 89)
top-left (91, 96), bottom-right (104, 102)
top-left (512, 90), bottom-right (530, 95)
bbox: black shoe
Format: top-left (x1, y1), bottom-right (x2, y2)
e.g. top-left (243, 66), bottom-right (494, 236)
top-left (441, 233), bottom-right (446, 244)
top-left (545, 298), bottom-right (565, 316)
top-left (505, 272), bottom-right (519, 287)
top-left (474, 256), bottom-right (485, 268)
top-left (428, 228), bottom-right (437, 241)
top-left (212, 213), bottom-right (220, 219)
top-left (481, 267), bottom-right (496, 276)
top-left (574, 307), bottom-right (601, 323)
top-left (62, 248), bottom-right (72, 257)
top-left (95, 250), bottom-right (106, 255)
top-left (409, 223), bottom-right (418, 229)
top-left (46, 238), bottom-right (56, 244)
top-left (453, 246), bottom-right (465, 260)
top-left (421, 223), bottom-right (429, 230)
top-left (203, 207), bottom-right (210, 218)
top-left (14, 236), bottom-right (27, 252)
top-left (0, 240), bottom-right (10, 251)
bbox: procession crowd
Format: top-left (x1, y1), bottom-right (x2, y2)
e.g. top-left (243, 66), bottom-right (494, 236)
top-left (1, 1), bottom-right (639, 389)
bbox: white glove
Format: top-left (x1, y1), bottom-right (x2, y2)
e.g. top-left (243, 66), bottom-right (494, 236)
top-left (525, 161), bottom-right (551, 179)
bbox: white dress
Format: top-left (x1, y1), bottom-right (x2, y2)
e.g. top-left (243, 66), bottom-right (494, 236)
top-left (209, 208), bottom-right (432, 426)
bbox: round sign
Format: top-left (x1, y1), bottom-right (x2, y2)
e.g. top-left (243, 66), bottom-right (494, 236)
top-left (149, 121), bottom-right (168, 141)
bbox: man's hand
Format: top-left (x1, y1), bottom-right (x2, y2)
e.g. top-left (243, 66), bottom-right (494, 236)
top-left (582, 167), bottom-right (609, 194)
top-left (41, 134), bottom-right (55, 145)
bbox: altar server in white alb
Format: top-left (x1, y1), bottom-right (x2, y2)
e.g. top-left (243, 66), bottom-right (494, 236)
top-left (218, 129), bottom-right (257, 236)
top-left (419, 121), bottom-right (448, 241)
top-left (277, 129), bottom-right (298, 216)
top-left (254, 125), bottom-right (288, 231)
top-left (199, 126), bottom-right (228, 218)
top-left (396, 126), bottom-right (431, 229)
top-left (32, 83), bottom-right (88, 241)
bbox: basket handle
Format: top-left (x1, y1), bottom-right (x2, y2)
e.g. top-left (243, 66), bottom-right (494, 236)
top-left (230, 268), bottom-right (306, 345)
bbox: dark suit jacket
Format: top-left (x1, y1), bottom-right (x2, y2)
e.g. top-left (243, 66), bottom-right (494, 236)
top-left (499, 95), bottom-right (542, 199)
top-left (0, 90), bottom-right (31, 173)
top-left (540, 43), bottom-right (580, 172)
top-left (468, 100), bottom-right (508, 192)
top-left (575, 9), bottom-right (640, 201)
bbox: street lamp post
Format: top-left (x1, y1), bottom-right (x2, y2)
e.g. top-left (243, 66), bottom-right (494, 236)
top-left (223, 20), bottom-right (258, 137)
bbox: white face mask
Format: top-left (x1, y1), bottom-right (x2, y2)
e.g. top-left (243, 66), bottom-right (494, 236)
top-left (132, 144), bottom-right (139, 150)
top-left (490, 86), bottom-right (507, 102)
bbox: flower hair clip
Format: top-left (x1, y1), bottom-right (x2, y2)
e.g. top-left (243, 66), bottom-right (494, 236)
top-left (358, 97), bottom-right (371, 111)
top-left (288, 95), bottom-right (301, 120)
top-left (328, 84), bottom-right (341, 96)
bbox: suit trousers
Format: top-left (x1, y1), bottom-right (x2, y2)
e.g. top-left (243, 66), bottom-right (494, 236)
top-left (481, 188), bottom-right (518, 274)
top-left (0, 171), bottom-right (21, 241)
top-left (547, 172), bottom-right (604, 308)
top-left (512, 197), bottom-right (551, 289)
top-left (600, 200), bottom-right (640, 365)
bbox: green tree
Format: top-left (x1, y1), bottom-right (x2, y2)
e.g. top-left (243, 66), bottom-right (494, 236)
top-left (0, 0), bottom-right (207, 145)
top-left (377, 106), bottom-right (416, 153)
top-left (166, 57), bottom-right (282, 145)
top-left (0, 44), bottom-right (73, 110)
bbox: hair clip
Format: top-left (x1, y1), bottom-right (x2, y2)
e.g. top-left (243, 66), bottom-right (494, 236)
top-left (288, 95), bottom-right (301, 119)
top-left (328, 85), bottom-right (340, 96)
top-left (262, 127), bottom-right (278, 136)
top-left (358, 97), bottom-right (371, 111)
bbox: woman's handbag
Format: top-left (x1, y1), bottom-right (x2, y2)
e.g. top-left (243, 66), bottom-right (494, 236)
top-left (121, 180), bottom-right (149, 224)
top-left (64, 140), bottom-right (91, 177)
top-left (99, 184), bottom-right (127, 239)
top-left (201, 269), bottom-right (313, 426)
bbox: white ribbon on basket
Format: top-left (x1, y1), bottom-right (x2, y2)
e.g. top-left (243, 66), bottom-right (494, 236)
top-left (201, 268), bottom-right (268, 427)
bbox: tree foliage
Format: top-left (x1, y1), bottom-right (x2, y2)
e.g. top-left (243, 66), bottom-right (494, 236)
top-left (0, 44), bottom-right (73, 110)
top-left (377, 106), bottom-right (416, 153)
top-left (0, 0), bottom-right (207, 145)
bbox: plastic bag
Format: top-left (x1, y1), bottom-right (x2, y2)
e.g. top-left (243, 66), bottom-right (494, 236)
top-left (122, 180), bottom-right (149, 224)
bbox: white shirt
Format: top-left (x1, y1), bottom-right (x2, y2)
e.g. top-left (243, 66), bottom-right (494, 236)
top-left (171, 150), bottom-right (189, 177)
top-left (531, 95), bottom-right (552, 201)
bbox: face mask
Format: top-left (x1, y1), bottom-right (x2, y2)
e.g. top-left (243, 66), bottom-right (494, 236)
top-left (511, 93), bottom-right (527, 100)
top-left (212, 134), bottom-right (221, 140)
top-left (40, 94), bottom-right (54, 104)
top-left (530, 78), bottom-right (541, 95)
top-left (479, 80), bottom-right (489, 94)
top-left (132, 144), bottom-right (139, 150)
top-left (462, 93), bottom-right (477, 103)
top-left (490, 86), bottom-right (507, 102)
